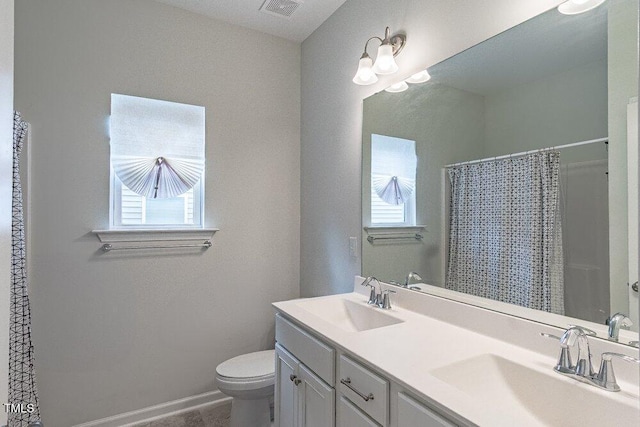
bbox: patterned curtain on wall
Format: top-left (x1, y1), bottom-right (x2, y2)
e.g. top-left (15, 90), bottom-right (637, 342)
top-left (9, 112), bottom-right (41, 426)
top-left (446, 152), bottom-right (564, 314)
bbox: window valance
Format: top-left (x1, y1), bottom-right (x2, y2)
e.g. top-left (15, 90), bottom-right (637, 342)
top-left (110, 94), bottom-right (205, 199)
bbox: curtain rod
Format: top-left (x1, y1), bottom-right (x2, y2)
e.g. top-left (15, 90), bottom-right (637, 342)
top-left (443, 137), bottom-right (608, 169)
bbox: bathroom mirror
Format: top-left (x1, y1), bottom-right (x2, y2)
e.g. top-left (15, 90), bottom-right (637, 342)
top-left (361, 0), bottom-right (639, 344)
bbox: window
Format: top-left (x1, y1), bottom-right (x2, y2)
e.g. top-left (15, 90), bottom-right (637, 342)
top-left (370, 134), bottom-right (417, 226)
top-left (109, 94), bottom-right (205, 228)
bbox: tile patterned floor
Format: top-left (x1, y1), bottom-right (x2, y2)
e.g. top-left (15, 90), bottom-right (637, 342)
top-left (131, 402), bottom-right (231, 427)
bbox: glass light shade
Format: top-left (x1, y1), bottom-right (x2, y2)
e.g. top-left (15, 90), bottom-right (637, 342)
top-left (372, 44), bottom-right (399, 75)
top-left (558, 0), bottom-right (606, 15)
top-left (406, 70), bottom-right (431, 84)
top-left (353, 55), bottom-right (378, 85)
top-left (385, 81), bottom-right (409, 93)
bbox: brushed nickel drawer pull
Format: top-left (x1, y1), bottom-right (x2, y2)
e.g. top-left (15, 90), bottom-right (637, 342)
top-left (290, 374), bottom-right (301, 386)
top-left (340, 377), bottom-right (374, 401)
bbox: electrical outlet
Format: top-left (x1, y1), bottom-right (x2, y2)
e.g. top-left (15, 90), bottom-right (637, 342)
top-left (349, 236), bottom-right (358, 258)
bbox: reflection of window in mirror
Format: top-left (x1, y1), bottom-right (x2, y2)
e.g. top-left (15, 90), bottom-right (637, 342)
top-left (370, 134), bottom-right (417, 226)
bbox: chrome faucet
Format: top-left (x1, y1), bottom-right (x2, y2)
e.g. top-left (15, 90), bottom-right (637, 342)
top-left (607, 312), bottom-right (633, 341)
top-left (360, 277), bottom-right (395, 309)
top-left (560, 326), bottom-right (595, 377)
top-left (544, 326), bottom-right (640, 392)
top-left (404, 271), bottom-right (423, 288)
top-left (360, 276), bottom-right (381, 305)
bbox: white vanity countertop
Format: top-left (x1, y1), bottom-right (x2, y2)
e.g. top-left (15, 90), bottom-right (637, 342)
top-left (273, 287), bottom-right (640, 427)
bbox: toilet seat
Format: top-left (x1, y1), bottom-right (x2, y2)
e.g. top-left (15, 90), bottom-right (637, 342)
top-left (215, 350), bottom-right (275, 391)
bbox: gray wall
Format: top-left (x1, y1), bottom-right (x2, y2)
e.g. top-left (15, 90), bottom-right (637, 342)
top-left (14, 1), bottom-right (300, 426)
top-left (300, 0), bottom-right (566, 297)
top-left (0, 0), bottom-right (14, 420)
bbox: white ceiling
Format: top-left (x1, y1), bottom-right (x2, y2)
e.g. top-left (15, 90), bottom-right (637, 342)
top-left (152, 0), bottom-right (348, 42)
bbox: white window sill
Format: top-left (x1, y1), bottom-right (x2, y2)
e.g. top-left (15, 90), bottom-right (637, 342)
top-left (92, 228), bottom-right (219, 244)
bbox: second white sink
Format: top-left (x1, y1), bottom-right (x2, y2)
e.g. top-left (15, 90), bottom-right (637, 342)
top-left (430, 353), bottom-right (639, 426)
top-left (295, 297), bottom-right (403, 332)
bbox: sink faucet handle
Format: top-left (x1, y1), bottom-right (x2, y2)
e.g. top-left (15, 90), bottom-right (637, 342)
top-left (541, 332), bottom-right (573, 373)
top-left (360, 277), bottom-right (381, 305)
top-left (594, 352), bottom-right (640, 392)
top-left (606, 313), bottom-right (633, 341)
top-left (379, 289), bottom-right (396, 309)
top-left (540, 332), bottom-right (561, 341)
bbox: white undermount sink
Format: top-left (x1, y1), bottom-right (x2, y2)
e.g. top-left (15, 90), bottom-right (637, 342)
top-left (431, 354), bottom-right (639, 426)
top-left (295, 297), bottom-right (404, 332)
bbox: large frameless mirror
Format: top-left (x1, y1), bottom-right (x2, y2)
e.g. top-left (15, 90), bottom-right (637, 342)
top-left (361, 0), bottom-right (639, 345)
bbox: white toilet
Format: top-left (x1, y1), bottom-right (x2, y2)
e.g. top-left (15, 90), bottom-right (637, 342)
top-left (215, 349), bottom-right (275, 427)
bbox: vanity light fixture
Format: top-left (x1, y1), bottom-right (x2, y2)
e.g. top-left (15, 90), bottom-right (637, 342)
top-left (558, 0), bottom-right (607, 15)
top-left (385, 81), bottom-right (409, 93)
top-left (406, 69), bottom-right (431, 84)
top-left (353, 53), bottom-right (378, 85)
top-left (353, 27), bottom-right (406, 85)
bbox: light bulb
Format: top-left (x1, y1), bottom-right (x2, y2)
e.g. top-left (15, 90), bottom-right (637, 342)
top-left (385, 81), bottom-right (408, 93)
top-left (558, 0), bottom-right (606, 15)
top-left (406, 70), bottom-right (431, 84)
top-left (372, 44), bottom-right (399, 75)
top-left (352, 54), bottom-right (378, 85)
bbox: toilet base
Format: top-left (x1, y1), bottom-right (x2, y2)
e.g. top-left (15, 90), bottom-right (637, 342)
top-left (230, 396), bottom-right (271, 427)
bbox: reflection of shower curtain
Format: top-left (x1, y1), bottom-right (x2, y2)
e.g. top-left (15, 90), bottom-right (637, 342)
top-left (446, 152), bottom-right (564, 314)
top-left (9, 112), bottom-right (41, 426)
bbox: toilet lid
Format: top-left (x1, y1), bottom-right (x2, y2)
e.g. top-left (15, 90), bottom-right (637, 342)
top-left (216, 349), bottom-right (275, 379)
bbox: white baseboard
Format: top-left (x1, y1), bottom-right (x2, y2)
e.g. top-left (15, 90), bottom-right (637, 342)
top-left (73, 391), bottom-right (231, 427)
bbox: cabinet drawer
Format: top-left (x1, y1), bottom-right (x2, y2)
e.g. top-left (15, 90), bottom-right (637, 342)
top-left (275, 313), bottom-right (335, 385)
top-left (397, 392), bottom-right (457, 427)
top-left (338, 355), bottom-right (388, 426)
top-left (337, 396), bottom-right (381, 427)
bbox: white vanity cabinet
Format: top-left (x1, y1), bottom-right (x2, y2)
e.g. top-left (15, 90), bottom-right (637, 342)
top-left (275, 312), bottom-right (459, 427)
top-left (396, 392), bottom-right (457, 427)
top-left (337, 395), bottom-right (381, 427)
top-left (336, 354), bottom-right (389, 426)
top-left (275, 314), bottom-right (336, 427)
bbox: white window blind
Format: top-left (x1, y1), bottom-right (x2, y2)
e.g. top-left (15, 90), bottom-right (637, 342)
top-left (109, 94), bottom-right (205, 228)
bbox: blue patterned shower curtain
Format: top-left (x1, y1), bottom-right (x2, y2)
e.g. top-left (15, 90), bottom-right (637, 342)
top-left (446, 152), bottom-right (564, 314)
top-left (9, 112), bottom-right (41, 426)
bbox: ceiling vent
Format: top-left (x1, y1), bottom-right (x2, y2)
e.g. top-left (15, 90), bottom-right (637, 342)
top-left (260, 0), bottom-right (303, 19)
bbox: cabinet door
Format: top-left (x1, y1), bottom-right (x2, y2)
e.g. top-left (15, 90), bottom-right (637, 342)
top-left (337, 395), bottom-right (380, 427)
top-left (397, 392), bottom-right (456, 427)
top-left (299, 363), bottom-right (335, 427)
top-left (276, 344), bottom-right (299, 427)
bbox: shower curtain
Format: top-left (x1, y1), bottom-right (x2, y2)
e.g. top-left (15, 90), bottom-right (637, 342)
top-left (9, 112), bottom-right (41, 426)
top-left (446, 152), bottom-right (564, 314)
